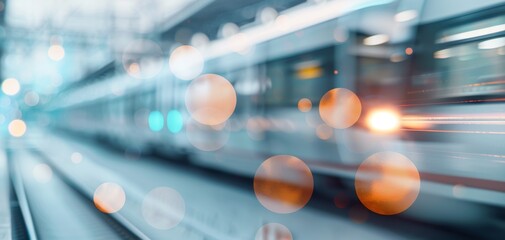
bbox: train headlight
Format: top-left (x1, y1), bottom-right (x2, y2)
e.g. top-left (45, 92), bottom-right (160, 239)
top-left (366, 109), bottom-right (400, 133)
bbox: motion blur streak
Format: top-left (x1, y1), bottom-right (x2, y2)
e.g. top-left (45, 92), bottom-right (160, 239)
top-left (401, 129), bottom-right (505, 135)
top-left (399, 98), bottom-right (505, 107)
top-left (2, 0), bottom-right (505, 239)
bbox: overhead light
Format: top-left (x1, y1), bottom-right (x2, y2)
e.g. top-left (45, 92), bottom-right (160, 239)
top-left (363, 34), bottom-right (389, 46)
top-left (434, 49), bottom-right (451, 59)
top-left (395, 10), bottom-right (417, 22)
top-left (478, 37), bottom-right (505, 50)
top-left (437, 24), bottom-right (505, 44)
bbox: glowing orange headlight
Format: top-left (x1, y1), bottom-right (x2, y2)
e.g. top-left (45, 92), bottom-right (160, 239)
top-left (366, 109), bottom-right (400, 133)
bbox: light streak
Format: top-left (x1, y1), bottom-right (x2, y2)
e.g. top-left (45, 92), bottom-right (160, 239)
top-left (402, 120), bottom-right (505, 125)
top-left (407, 80), bottom-right (505, 94)
top-left (398, 98), bottom-right (505, 107)
top-left (400, 129), bottom-right (505, 135)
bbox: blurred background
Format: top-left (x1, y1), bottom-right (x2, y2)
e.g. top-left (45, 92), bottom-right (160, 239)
top-left (1, 0), bottom-right (505, 239)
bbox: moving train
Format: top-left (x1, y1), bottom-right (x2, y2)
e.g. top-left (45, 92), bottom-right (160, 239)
top-left (48, 0), bottom-right (505, 231)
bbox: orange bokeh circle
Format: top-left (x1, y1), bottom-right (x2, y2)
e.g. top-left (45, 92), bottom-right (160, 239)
top-left (319, 88), bottom-right (361, 129)
top-left (297, 98), bottom-right (312, 112)
top-left (355, 152), bottom-right (420, 215)
top-left (255, 223), bottom-right (293, 240)
top-left (185, 74), bottom-right (237, 126)
top-left (93, 182), bottom-right (126, 214)
top-left (254, 155), bottom-right (313, 214)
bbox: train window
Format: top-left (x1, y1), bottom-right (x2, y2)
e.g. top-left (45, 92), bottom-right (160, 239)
top-left (411, 6), bottom-right (505, 100)
top-left (356, 54), bottom-right (408, 100)
top-left (351, 30), bottom-right (412, 103)
top-left (264, 46), bottom-right (335, 107)
top-left (231, 66), bottom-right (265, 97)
top-left (432, 40), bottom-right (504, 98)
top-left (332, 2), bottom-right (418, 108)
top-left (227, 66), bottom-right (263, 115)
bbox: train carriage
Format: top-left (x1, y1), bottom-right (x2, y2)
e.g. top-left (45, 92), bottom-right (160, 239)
top-left (49, 0), bottom-right (505, 229)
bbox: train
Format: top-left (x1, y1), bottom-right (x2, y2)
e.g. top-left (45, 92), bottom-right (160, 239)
top-left (47, 0), bottom-right (505, 232)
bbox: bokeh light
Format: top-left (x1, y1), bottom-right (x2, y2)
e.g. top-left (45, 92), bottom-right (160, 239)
top-left (255, 223), bottom-right (293, 240)
top-left (333, 193), bottom-right (349, 209)
top-left (128, 63), bottom-right (140, 74)
top-left (93, 182), bottom-right (126, 214)
top-left (254, 155), bottom-right (313, 214)
top-left (168, 45), bottom-right (204, 80)
top-left (220, 22), bottom-right (239, 38)
top-left (71, 152), bottom-right (83, 164)
top-left (142, 187), bottom-right (185, 230)
top-left (349, 205), bottom-right (369, 223)
top-left (32, 164), bottom-right (53, 183)
top-left (333, 26), bottom-right (349, 43)
top-left (2, 78), bottom-right (21, 96)
top-left (167, 110), bottom-right (184, 133)
top-left (185, 74), bottom-right (237, 126)
top-left (452, 184), bottom-right (465, 198)
top-left (319, 88), bottom-right (361, 129)
top-left (148, 111), bottom-right (164, 132)
top-left (24, 91), bottom-right (40, 107)
top-left (258, 7), bottom-right (278, 24)
top-left (8, 119), bottom-right (27, 137)
top-left (355, 152), bottom-right (420, 215)
top-left (297, 98), bottom-right (312, 112)
top-left (316, 124), bottom-right (333, 140)
top-left (122, 39), bottom-right (164, 79)
top-left (405, 47), bottom-right (414, 55)
top-left (186, 120), bottom-right (229, 151)
top-left (48, 44), bottom-right (65, 61)
top-left (190, 33), bottom-right (210, 49)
